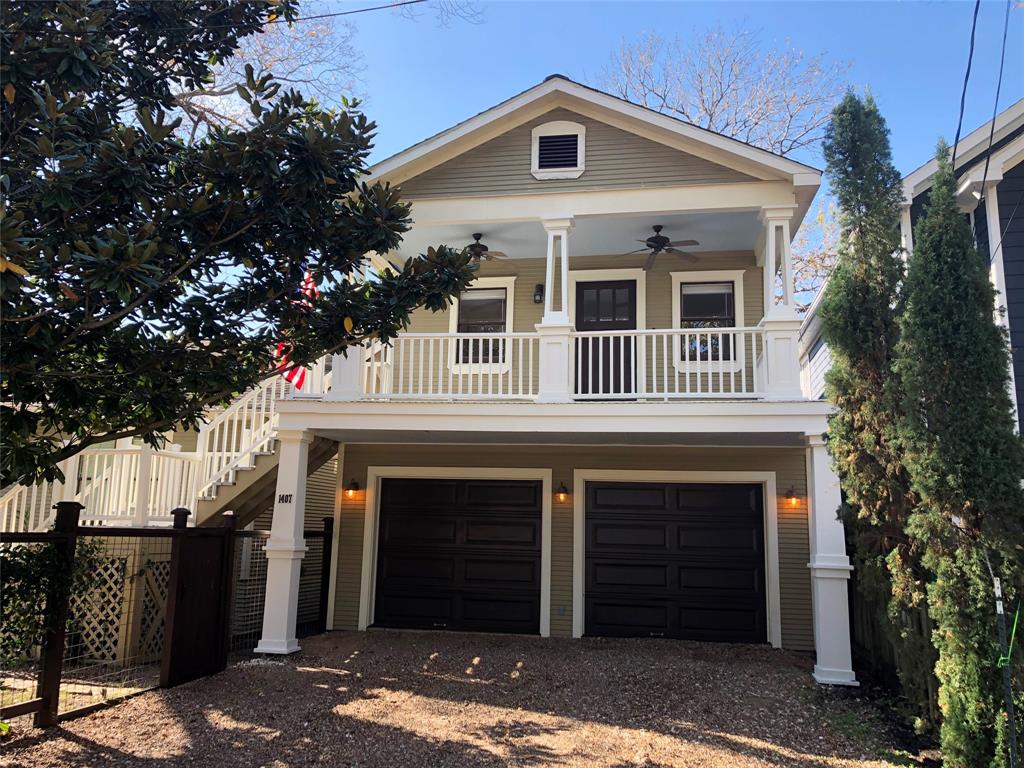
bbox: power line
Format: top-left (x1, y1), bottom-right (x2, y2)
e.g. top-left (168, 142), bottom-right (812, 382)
top-left (951, 0), bottom-right (982, 171)
top-left (13, 0), bottom-right (429, 34)
top-left (978, 0), bottom-right (1012, 197)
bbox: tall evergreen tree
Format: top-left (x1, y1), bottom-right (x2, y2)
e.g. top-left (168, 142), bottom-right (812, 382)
top-left (819, 93), bottom-right (938, 724)
top-left (896, 143), bottom-right (1024, 767)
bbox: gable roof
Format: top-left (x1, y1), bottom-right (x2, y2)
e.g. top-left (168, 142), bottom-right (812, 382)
top-left (902, 97), bottom-right (1024, 200)
top-left (367, 74), bottom-right (821, 189)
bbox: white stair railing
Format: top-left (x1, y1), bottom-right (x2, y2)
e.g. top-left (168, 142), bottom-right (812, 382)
top-left (194, 375), bottom-right (291, 500)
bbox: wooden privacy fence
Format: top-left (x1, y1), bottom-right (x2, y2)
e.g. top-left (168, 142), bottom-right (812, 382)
top-left (0, 503), bottom-right (238, 727)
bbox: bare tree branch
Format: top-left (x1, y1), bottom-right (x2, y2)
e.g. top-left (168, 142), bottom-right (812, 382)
top-left (597, 26), bottom-right (849, 157)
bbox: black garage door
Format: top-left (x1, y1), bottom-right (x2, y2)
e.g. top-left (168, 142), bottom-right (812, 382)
top-left (374, 478), bottom-right (542, 634)
top-left (585, 481), bottom-right (766, 643)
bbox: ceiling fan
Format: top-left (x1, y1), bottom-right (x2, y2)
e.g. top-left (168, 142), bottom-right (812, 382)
top-left (622, 225), bottom-right (700, 271)
top-left (465, 233), bottom-right (507, 261)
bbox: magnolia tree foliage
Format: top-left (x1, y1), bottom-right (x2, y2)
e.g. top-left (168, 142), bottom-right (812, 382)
top-left (895, 146), bottom-right (1024, 766)
top-left (818, 94), bottom-right (938, 726)
top-left (0, 1), bottom-right (476, 485)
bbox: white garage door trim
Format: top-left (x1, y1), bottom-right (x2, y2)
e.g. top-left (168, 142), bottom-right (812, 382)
top-left (572, 469), bottom-right (782, 648)
top-left (360, 466), bottom-right (553, 637)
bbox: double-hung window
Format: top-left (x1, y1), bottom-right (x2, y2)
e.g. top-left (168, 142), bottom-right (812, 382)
top-left (680, 282), bottom-right (735, 361)
top-left (456, 287), bottom-right (507, 364)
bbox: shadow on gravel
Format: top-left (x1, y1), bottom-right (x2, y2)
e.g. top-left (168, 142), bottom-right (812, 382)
top-left (5, 631), bottom-right (899, 768)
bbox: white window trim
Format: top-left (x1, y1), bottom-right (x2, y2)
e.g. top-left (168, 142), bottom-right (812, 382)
top-left (448, 276), bottom-right (517, 374)
top-left (671, 270), bottom-right (746, 374)
top-left (571, 468), bottom-right (783, 649)
top-left (531, 120), bottom-right (586, 180)
top-left (359, 466), bottom-right (553, 637)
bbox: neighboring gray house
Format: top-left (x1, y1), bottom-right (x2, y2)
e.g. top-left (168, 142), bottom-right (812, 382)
top-left (800, 98), bottom-right (1024, 417)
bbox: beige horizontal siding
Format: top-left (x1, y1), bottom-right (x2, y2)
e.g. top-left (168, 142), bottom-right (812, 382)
top-left (331, 444), bottom-right (813, 653)
top-left (400, 108), bottom-right (755, 198)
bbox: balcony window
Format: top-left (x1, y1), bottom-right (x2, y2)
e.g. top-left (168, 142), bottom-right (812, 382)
top-left (456, 287), bottom-right (507, 364)
top-left (680, 282), bottom-right (735, 361)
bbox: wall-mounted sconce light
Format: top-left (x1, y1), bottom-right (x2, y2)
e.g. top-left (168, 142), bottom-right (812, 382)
top-left (555, 482), bottom-right (570, 504)
top-left (785, 486), bottom-right (799, 507)
top-left (345, 479), bottom-right (361, 499)
top-left (533, 283), bottom-right (545, 304)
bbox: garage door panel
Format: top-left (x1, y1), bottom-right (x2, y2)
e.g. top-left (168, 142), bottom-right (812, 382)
top-left (678, 565), bottom-right (761, 592)
top-left (591, 562), bottom-right (669, 589)
top-left (382, 516), bottom-right (457, 545)
top-left (462, 594), bottom-right (539, 628)
top-left (463, 557), bottom-right (537, 587)
top-left (465, 519), bottom-right (539, 547)
top-left (381, 479), bottom-right (459, 508)
top-left (588, 599), bottom-right (671, 634)
top-left (678, 525), bottom-right (761, 550)
top-left (380, 554), bottom-right (456, 584)
top-left (465, 480), bottom-right (540, 508)
top-left (375, 478), bottom-right (542, 634)
top-left (590, 522), bottom-right (668, 549)
top-left (592, 485), bottom-right (668, 510)
top-left (585, 481), bottom-right (766, 643)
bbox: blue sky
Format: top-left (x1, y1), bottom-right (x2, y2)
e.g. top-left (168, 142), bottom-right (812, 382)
top-left (339, 0), bottom-right (1022, 176)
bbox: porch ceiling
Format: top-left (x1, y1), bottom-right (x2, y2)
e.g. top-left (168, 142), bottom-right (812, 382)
top-left (392, 209), bottom-right (762, 262)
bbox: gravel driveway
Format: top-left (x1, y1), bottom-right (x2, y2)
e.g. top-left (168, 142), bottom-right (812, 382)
top-left (3, 631), bottom-right (907, 767)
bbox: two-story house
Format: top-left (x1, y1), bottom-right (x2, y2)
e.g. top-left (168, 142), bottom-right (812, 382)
top-left (246, 76), bottom-right (856, 686)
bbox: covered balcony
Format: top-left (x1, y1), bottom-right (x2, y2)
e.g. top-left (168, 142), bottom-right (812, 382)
top-left (304, 203), bottom-right (809, 404)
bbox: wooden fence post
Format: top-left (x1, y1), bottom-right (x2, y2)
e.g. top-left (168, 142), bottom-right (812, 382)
top-left (218, 511), bottom-right (238, 670)
top-left (159, 508), bottom-right (190, 688)
top-left (34, 501), bottom-right (83, 727)
top-left (319, 516), bottom-right (334, 634)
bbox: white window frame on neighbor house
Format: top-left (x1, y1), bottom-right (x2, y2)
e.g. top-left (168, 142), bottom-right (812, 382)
top-left (531, 120), bottom-right (586, 180)
top-left (359, 466), bottom-right (553, 637)
top-left (571, 468), bottom-right (783, 649)
top-left (671, 270), bottom-right (746, 373)
top-left (447, 276), bottom-right (517, 374)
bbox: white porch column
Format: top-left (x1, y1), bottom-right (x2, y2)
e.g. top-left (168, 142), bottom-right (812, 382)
top-left (536, 217), bottom-right (575, 402)
top-left (326, 348), bottom-right (364, 401)
top-left (984, 182), bottom-right (1019, 428)
top-left (805, 435), bottom-right (857, 685)
top-left (758, 206), bottom-right (802, 397)
top-left (255, 428), bottom-right (313, 654)
top-left (540, 217), bottom-right (574, 325)
top-left (899, 203), bottom-right (914, 256)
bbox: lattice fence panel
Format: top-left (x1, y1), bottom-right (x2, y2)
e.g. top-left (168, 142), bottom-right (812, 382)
top-left (68, 556), bottom-right (127, 663)
top-left (139, 557), bottom-right (171, 662)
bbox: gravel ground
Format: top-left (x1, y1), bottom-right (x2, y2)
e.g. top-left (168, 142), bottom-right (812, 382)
top-left (2, 631), bottom-right (910, 767)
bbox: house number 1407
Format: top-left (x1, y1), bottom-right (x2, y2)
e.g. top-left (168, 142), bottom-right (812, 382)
top-left (277, 493), bottom-right (293, 504)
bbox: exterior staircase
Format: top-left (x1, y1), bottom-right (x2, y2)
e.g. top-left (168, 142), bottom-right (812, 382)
top-left (0, 358), bottom-right (335, 532)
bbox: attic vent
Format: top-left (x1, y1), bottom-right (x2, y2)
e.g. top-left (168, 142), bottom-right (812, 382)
top-left (531, 120), bottom-right (586, 179)
top-left (537, 134), bottom-right (579, 169)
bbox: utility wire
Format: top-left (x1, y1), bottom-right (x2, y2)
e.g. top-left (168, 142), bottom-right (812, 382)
top-left (972, 0), bottom-right (1012, 243)
top-left (951, 0), bottom-right (982, 171)
top-left (13, 0), bottom-right (429, 34)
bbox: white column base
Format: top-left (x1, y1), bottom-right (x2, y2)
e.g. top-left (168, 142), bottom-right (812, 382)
top-left (535, 322), bottom-right (573, 403)
top-left (813, 666), bottom-right (860, 686)
top-left (760, 316), bottom-right (803, 399)
top-left (256, 545), bottom-right (306, 654)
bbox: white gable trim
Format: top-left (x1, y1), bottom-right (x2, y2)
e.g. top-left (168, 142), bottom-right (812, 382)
top-left (903, 97), bottom-right (1024, 200)
top-left (369, 76), bottom-right (819, 187)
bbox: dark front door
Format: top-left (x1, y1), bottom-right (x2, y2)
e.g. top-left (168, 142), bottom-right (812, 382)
top-left (575, 280), bottom-right (637, 396)
top-left (584, 481), bottom-right (767, 643)
top-left (374, 478), bottom-right (542, 634)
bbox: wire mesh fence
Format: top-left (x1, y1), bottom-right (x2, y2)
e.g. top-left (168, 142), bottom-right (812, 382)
top-left (57, 534), bottom-right (172, 715)
top-left (228, 523), bottom-right (331, 654)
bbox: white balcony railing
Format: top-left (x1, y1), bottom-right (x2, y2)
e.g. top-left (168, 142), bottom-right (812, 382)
top-left (321, 327), bottom-right (769, 402)
top-left (362, 332), bottom-right (541, 400)
top-left (572, 327), bottom-right (766, 400)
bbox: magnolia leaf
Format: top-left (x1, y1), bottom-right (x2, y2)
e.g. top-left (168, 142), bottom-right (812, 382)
top-left (0, 256), bottom-right (28, 275)
top-left (2, 82), bottom-right (14, 104)
top-left (344, 317), bottom-right (354, 333)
